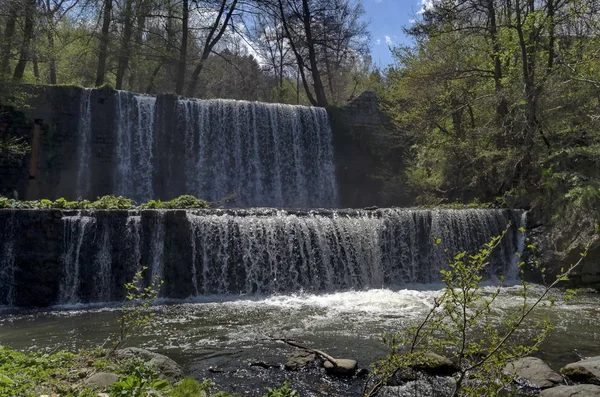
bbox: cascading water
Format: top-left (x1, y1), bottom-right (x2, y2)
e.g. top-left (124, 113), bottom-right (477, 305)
top-left (59, 215), bottom-right (95, 304)
top-left (186, 208), bottom-right (524, 295)
top-left (178, 99), bottom-right (337, 207)
top-left (74, 89), bottom-right (337, 207)
top-left (75, 88), bottom-right (92, 198)
top-left (0, 212), bottom-right (16, 306)
top-left (149, 211), bottom-right (166, 283)
top-left (94, 223), bottom-right (113, 302)
top-left (0, 208), bottom-right (525, 306)
top-left (115, 91), bottom-right (156, 203)
top-left (126, 214), bottom-right (143, 278)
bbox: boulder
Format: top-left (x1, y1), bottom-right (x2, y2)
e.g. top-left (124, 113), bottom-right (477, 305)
top-left (83, 372), bottom-right (119, 390)
top-left (411, 353), bottom-right (459, 376)
top-left (285, 349), bottom-right (320, 371)
top-left (540, 384), bottom-right (600, 397)
top-left (562, 356), bottom-right (600, 385)
top-left (115, 347), bottom-right (183, 380)
top-left (323, 359), bottom-right (357, 377)
top-left (504, 357), bottom-right (563, 389)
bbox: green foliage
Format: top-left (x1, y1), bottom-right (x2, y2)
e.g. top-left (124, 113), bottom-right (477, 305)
top-left (110, 266), bottom-right (164, 354)
top-left (0, 195), bottom-right (210, 210)
top-left (365, 228), bottom-right (594, 397)
top-left (0, 346), bottom-right (131, 397)
top-left (169, 378), bottom-right (231, 397)
top-left (0, 136), bottom-right (30, 164)
top-left (260, 381), bottom-right (300, 397)
top-left (110, 361), bottom-right (169, 397)
top-left (379, 0), bottom-right (600, 229)
top-left (141, 195), bottom-right (210, 209)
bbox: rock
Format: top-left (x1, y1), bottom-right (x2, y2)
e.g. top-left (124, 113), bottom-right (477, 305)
top-left (504, 357), bottom-right (563, 389)
top-left (323, 359), bottom-right (357, 377)
top-left (285, 349), bottom-right (320, 371)
top-left (540, 384), bottom-right (600, 397)
top-left (83, 372), bottom-right (119, 390)
top-left (149, 356), bottom-right (183, 380)
top-left (115, 347), bottom-right (183, 380)
top-left (250, 361), bottom-right (279, 369)
top-left (377, 376), bottom-right (455, 397)
top-left (411, 353), bottom-right (459, 376)
top-left (562, 356), bottom-right (600, 385)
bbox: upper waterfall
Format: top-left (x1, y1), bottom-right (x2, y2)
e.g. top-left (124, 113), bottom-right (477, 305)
top-left (72, 89), bottom-right (338, 207)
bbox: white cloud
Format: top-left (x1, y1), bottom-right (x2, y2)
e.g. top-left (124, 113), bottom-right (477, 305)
top-left (375, 0), bottom-right (384, 3)
top-left (376, 39), bottom-right (381, 45)
top-left (385, 35), bottom-right (393, 45)
top-left (409, 18), bottom-right (416, 24)
top-left (418, 0), bottom-right (434, 14)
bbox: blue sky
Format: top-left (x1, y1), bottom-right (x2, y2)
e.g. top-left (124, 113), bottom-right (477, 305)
top-left (363, 0), bottom-right (424, 67)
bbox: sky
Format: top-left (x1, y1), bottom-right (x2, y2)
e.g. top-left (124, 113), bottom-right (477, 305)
top-left (363, 0), bottom-right (426, 67)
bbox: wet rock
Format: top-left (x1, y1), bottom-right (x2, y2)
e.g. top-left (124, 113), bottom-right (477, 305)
top-left (250, 361), bottom-right (279, 369)
top-left (411, 353), bottom-right (459, 376)
top-left (562, 356), bottom-right (600, 385)
top-left (83, 372), bottom-right (119, 389)
top-left (115, 347), bottom-right (183, 380)
top-left (540, 384), bottom-right (600, 397)
top-left (377, 376), bottom-right (455, 397)
top-left (504, 357), bottom-right (563, 389)
top-left (285, 349), bottom-right (320, 371)
top-left (324, 359), bottom-right (357, 377)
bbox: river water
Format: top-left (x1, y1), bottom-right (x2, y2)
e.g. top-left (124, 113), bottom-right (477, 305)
top-left (1, 285), bottom-right (599, 396)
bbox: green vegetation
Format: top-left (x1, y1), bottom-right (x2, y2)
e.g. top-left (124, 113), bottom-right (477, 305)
top-left (141, 195), bottom-right (210, 210)
top-left (0, 345), bottom-right (302, 397)
top-left (260, 381), bottom-right (300, 397)
top-left (365, 228), bottom-right (597, 397)
top-left (377, 0), bottom-right (600, 234)
top-left (110, 266), bottom-right (164, 354)
top-left (0, 195), bottom-right (210, 210)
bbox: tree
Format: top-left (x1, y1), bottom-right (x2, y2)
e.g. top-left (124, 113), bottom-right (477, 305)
top-left (365, 229), bottom-right (598, 397)
top-left (95, 0), bottom-right (113, 86)
top-left (186, 0), bottom-right (238, 98)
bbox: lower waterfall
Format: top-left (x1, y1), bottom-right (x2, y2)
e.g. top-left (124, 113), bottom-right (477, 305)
top-left (0, 208), bottom-right (525, 307)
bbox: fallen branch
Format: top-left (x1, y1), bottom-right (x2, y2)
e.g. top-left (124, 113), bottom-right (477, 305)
top-left (270, 337), bottom-right (339, 367)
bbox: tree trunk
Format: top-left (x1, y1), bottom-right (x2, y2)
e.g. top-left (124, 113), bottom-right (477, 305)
top-left (13, 0), bottom-right (36, 80)
top-left (175, 0), bottom-right (189, 95)
top-left (0, 3), bottom-right (18, 75)
top-left (277, 0), bottom-right (317, 106)
top-left (116, 0), bottom-right (134, 90)
top-left (95, 0), bottom-right (113, 87)
top-left (186, 0), bottom-right (238, 98)
top-left (47, 30), bottom-right (57, 84)
top-left (129, 0), bottom-right (149, 90)
top-left (301, 0), bottom-right (328, 107)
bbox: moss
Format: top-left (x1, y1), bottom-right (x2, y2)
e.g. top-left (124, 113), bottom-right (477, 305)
top-left (561, 366), bottom-right (600, 385)
top-left (0, 195), bottom-right (210, 210)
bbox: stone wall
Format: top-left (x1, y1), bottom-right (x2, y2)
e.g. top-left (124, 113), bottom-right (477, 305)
top-left (329, 91), bottom-right (405, 208)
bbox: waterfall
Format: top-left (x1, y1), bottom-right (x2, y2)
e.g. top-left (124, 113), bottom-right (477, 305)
top-left (185, 208), bottom-right (524, 295)
top-left (94, 223), bottom-right (113, 302)
top-left (149, 211), bottom-right (166, 283)
top-left (0, 209), bottom-right (526, 306)
top-left (71, 89), bottom-right (336, 207)
top-left (75, 88), bottom-right (92, 198)
top-left (178, 99), bottom-right (337, 207)
top-left (115, 91), bottom-right (156, 203)
top-left (126, 214), bottom-right (142, 278)
top-left (0, 212), bottom-right (16, 306)
top-left (59, 214), bottom-right (95, 304)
